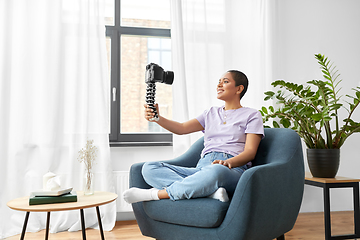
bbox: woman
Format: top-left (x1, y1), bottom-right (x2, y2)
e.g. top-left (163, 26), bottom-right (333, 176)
top-left (123, 70), bottom-right (264, 203)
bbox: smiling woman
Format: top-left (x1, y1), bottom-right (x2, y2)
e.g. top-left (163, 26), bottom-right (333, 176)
top-left (123, 70), bottom-right (264, 203)
top-left (216, 71), bottom-right (248, 108)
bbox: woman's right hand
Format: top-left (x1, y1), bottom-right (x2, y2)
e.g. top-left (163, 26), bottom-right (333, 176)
top-left (144, 103), bottom-right (160, 122)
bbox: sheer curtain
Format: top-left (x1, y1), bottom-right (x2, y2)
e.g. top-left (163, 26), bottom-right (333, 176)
top-left (0, 0), bottom-right (115, 238)
top-left (171, 0), bottom-right (275, 155)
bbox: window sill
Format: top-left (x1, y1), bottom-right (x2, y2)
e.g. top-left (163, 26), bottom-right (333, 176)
top-left (110, 142), bottom-right (173, 147)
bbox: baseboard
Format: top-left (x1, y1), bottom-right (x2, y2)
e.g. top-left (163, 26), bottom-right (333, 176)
top-left (116, 211), bottom-right (135, 221)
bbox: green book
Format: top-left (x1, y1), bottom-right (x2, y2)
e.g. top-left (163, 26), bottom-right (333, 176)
top-left (29, 191), bottom-right (77, 205)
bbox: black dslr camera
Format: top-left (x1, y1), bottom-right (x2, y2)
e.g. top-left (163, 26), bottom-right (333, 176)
top-left (145, 63), bottom-right (174, 121)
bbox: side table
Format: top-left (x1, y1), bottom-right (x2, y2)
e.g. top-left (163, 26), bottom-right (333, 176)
top-left (305, 172), bottom-right (360, 240)
top-left (7, 191), bottom-right (117, 240)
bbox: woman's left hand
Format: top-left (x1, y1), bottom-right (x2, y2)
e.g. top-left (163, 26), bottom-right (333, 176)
top-left (212, 160), bottom-right (232, 169)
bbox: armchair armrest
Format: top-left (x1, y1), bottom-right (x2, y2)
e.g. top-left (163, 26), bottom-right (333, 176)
top-left (163, 136), bottom-right (204, 167)
top-left (129, 162), bottom-right (150, 189)
top-left (218, 144), bottom-right (304, 240)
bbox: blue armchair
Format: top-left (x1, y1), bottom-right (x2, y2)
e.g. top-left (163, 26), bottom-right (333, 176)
top-left (129, 128), bottom-right (305, 240)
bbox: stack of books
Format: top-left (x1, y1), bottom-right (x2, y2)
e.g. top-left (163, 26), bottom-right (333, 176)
top-left (29, 188), bottom-right (77, 205)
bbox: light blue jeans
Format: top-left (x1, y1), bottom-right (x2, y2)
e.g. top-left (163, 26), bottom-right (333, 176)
top-left (141, 152), bottom-right (248, 201)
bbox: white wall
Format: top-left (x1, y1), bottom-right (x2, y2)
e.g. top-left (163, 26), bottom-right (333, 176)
top-left (273, 0), bottom-right (360, 212)
top-left (112, 0), bottom-right (360, 219)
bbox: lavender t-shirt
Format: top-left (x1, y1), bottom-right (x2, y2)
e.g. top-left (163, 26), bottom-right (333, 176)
top-left (196, 106), bottom-right (264, 164)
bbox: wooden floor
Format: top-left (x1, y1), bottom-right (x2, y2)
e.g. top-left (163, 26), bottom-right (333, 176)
top-left (5, 211), bottom-right (356, 240)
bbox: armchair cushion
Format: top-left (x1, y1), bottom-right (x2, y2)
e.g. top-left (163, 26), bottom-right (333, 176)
top-left (143, 198), bottom-right (230, 228)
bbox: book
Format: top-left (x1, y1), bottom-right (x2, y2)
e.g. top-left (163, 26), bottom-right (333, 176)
top-left (31, 187), bottom-right (73, 197)
top-left (29, 191), bottom-right (77, 205)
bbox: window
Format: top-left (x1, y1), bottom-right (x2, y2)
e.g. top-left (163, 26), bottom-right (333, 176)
top-left (105, 0), bottom-right (172, 146)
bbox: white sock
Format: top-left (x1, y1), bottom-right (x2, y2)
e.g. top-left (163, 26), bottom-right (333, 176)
top-left (123, 187), bottom-right (160, 204)
top-left (208, 187), bottom-right (229, 202)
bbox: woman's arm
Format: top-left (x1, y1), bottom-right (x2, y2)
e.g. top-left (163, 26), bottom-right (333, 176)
top-left (212, 133), bottom-right (262, 169)
top-left (144, 104), bottom-right (204, 135)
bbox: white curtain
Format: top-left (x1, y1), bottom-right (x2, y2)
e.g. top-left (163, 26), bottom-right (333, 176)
top-left (171, 0), bottom-right (275, 155)
top-left (0, 0), bottom-right (115, 238)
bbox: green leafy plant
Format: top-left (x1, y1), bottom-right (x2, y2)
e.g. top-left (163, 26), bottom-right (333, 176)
top-left (260, 54), bottom-right (360, 149)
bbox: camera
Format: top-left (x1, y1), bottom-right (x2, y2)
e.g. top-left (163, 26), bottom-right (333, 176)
top-left (145, 63), bottom-right (174, 121)
top-left (145, 63), bottom-right (174, 84)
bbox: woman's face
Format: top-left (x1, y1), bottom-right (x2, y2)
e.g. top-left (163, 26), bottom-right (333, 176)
top-left (217, 72), bottom-right (241, 101)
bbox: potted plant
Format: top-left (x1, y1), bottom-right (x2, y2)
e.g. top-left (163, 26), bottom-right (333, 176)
top-left (260, 54), bottom-right (360, 178)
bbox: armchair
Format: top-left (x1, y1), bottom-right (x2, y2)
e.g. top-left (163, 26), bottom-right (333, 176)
top-left (129, 128), bottom-right (305, 240)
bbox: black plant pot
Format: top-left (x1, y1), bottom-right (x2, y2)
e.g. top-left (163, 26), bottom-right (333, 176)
top-left (307, 149), bottom-right (340, 178)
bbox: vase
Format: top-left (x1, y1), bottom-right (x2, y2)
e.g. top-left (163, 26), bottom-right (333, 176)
top-left (84, 170), bottom-right (94, 195)
top-left (307, 149), bottom-right (340, 178)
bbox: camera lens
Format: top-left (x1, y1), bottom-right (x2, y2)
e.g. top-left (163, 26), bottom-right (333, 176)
top-left (163, 71), bottom-right (174, 85)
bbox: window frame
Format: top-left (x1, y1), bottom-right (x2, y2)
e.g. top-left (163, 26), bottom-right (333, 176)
top-left (106, 0), bottom-right (172, 147)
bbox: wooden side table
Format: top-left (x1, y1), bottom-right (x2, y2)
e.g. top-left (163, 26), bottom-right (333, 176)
top-left (305, 172), bottom-right (360, 240)
top-left (7, 191), bottom-right (117, 240)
